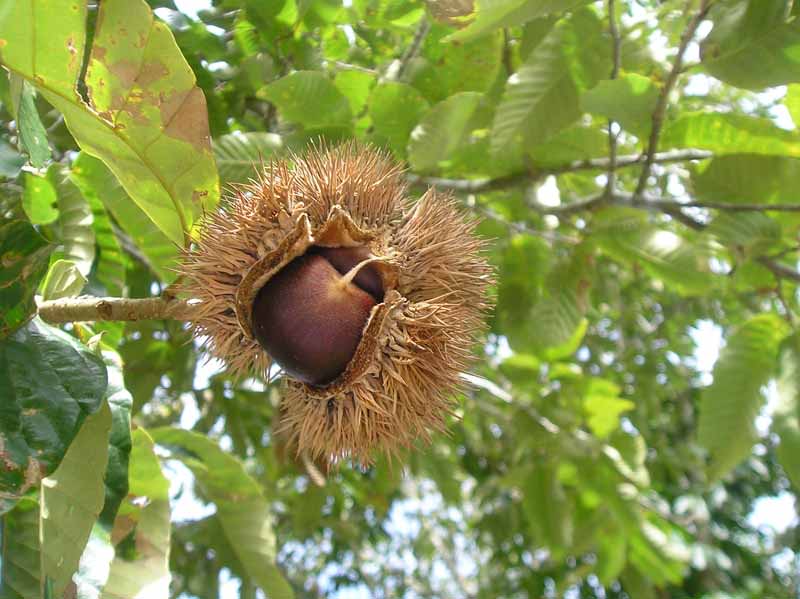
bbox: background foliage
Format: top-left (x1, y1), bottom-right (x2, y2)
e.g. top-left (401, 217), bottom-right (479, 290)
top-left (2, 0), bottom-right (800, 597)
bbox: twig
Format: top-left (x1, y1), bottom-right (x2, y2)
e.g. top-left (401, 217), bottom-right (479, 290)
top-left (472, 204), bottom-right (580, 244)
top-left (606, 0), bottom-right (622, 195)
top-left (502, 28), bottom-right (514, 77)
top-left (775, 281), bottom-right (797, 328)
top-left (395, 18), bottom-right (430, 81)
top-left (525, 192), bottom-right (800, 282)
top-left (37, 296), bottom-right (194, 324)
top-left (758, 257), bottom-right (800, 284)
top-left (110, 222), bottom-right (160, 275)
top-left (408, 172), bottom-right (534, 193)
top-left (408, 149), bottom-right (712, 194)
top-left (533, 192), bottom-right (800, 217)
top-left (46, 114), bottom-right (64, 133)
top-left (679, 201), bottom-right (800, 212)
top-left (766, 244), bottom-right (800, 261)
top-left (301, 452), bottom-right (327, 487)
top-left (634, 0), bottom-right (713, 200)
top-left (333, 61), bottom-right (378, 75)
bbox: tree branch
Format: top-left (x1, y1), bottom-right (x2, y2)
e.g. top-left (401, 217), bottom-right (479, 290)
top-left (408, 172), bottom-right (534, 193)
top-left (527, 193), bottom-right (800, 282)
top-left (681, 201), bottom-right (800, 212)
top-left (408, 149), bottom-right (712, 193)
top-left (606, 0), bottom-right (622, 195)
top-left (37, 296), bottom-right (194, 324)
top-left (111, 222), bottom-right (159, 275)
top-left (534, 192), bottom-right (800, 217)
top-left (758, 257), bottom-right (800, 284)
top-left (471, 204), bottom-right (580, 244)
top-left (634, 0), bottom-right (713, 199)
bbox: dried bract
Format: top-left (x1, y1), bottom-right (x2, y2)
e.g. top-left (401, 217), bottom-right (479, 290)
top-left (180, 143), bottom-right (493, 464)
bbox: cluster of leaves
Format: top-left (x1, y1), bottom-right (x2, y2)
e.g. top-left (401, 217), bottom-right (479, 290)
top-left (2, 0), bottom-right (800, 598)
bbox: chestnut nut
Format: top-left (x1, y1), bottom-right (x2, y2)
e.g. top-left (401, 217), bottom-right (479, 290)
top-left (251, 246), bottom-right (384, 386)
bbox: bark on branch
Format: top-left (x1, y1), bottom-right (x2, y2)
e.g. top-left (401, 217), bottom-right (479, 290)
top-left (633, 0), bottom-right (713, 199)
top-left (409, 149), bottom-right (712, 194)
top-left (37, 296), bottom-right (195, 324)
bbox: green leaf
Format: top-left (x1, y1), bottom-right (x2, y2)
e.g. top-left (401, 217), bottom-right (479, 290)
top-left (98, 348), bottom-right (133, 528)
top-left (593, 208), bottom-right (712, 295)
top-left (530, 290), bottom-right (586, 354)
top-left (528, 125), bottom-right (609, 166)
top-left (103, 429), bottom-right (171, 599)
top-left (692, 155), bottom-right (800, 205)
top-left (72, 523), bottom-right (115, 598)
top-left (698, 314), bottom-right (788, 482)
top-left (408, 92), bottom-right (483, 173)
top-left (521, 461), bottom-right (573, 550)
top-left (526, 248), bottom-right (591, 356)
top-left (0, 318), bottom-right (108, 504)
top-left (540, 318), bottom-right (588, 362)
top-left (333, 69), bottom-right (374, 115)
top-left (621, 566), bottom-right (657, 599)
top-left (49, 165), bottom-right (96, 278)
top-left (422, 449), bottom-right (463, 505)
top-left (495, 234), bottom-right (551, 349)
top-left (662, 112), bottom-right (800, 157)
top-left (0, 138), bottom-right (25, 178)
top-left (596, 530), bottom-right (627, 585)
top-left (0, 68), bottom-right (13, 111)
top-left (446, 0), bottom-right (592, 42)
top-left (702, 0), bottom-right (800, 90)
top-left (774, 336), bottom-right (800, 491)
top-left (730, 259), bottom-right (775, 292)
top-left (71, 153), bottom-right (177, 282)
top-left (40, 259), bottom-right (87, 300)
top-left (15, 80), bottom-right (51, 168)
top-left (70, 348), bottom-right (133, 597)
top-left (22, 171), bottom-right (58, 225)
top-left (0, 0), bottom-right (220, 246)
top-left (0, 220), bottom-right (52, 339)
top-left (213, 132), bottom-right (284, 185)
top-left (499, 353), bottom-right (541, 386)
top-left (491, 22), bottom-right (579, 154)
top-left (606, 431), bottom-right (650, 488)
top-left (0, 497), bottom-right (41, 598)
top-left (583, 378), bottom-right (634, 438)
top-left (707, 212), bottom-right (781, 257)
top-left (581, 73), bottom-right (659, 137)
top-left (368, 82), bottom-right (429, 159)
top-left (785, 83), bottom-right (800, 126)
top-left (628, 518), bottom-right (689, 585)
top-left (151, 427), bottom-right (294, 599)
top-left (40, 400), bottom-right (111, 597)
top-left (408, 26), bottom-right (503, 104)
top-left (79, 171), bottom-right (128, 296)
top-left (259, 71), bottom-right (352, 129)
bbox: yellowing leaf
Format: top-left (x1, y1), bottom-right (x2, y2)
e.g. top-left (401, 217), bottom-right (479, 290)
top-left (0, 0), bottom-right (219, 246)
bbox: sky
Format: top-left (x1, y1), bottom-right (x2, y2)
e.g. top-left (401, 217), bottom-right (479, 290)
top-left (164, 1), bottom-right (799, 597)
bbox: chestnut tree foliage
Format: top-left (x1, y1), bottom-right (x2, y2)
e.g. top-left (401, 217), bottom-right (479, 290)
top-left (3, 0), bottom-right (800, 597)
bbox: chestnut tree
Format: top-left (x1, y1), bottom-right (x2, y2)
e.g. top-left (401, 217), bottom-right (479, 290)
top-left (2, 0), bottom-right (800, 598)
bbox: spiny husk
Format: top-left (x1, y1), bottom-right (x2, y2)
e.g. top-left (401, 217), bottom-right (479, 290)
top-left (180, 142), bottom-right (493, 464)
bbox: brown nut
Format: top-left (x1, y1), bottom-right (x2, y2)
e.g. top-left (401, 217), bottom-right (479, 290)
top-left (251, 250), bottom-right (379, 386)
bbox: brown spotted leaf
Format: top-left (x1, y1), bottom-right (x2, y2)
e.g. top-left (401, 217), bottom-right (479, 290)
top-left (0, 318), bottom-right (107, 512)
top-left (0, 0), bottom-right (219, 246)
top-left (0, 220), bottom-right (53, 339)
